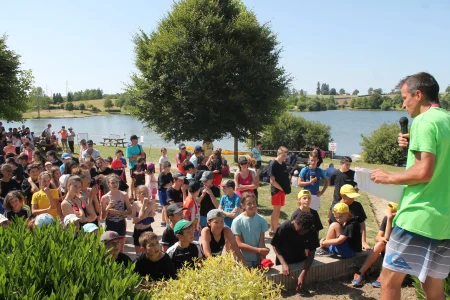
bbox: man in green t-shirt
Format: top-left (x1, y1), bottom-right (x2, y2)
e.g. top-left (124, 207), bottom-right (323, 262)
top-left (371, 72), bottom-right (450, 300)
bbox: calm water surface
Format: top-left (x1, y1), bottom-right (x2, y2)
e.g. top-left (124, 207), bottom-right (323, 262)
top-left (2, 110), bottom-right (411, 155)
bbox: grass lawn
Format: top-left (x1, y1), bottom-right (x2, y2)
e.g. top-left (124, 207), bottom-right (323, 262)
top-left (77, 145), bottom-right (404, 245)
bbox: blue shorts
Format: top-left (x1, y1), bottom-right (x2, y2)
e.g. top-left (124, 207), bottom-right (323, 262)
top-left (383, 226), bottom-right (450, 283)
top-left (329, 239), bottom-right (354, 258)
top-left (158, 190), bottom-right (168, 206)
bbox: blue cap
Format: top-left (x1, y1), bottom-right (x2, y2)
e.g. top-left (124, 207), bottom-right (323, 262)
top-left (61, 153), bottom-right (71, 160)
top-left (194, 145), bottom-right (203, 152)
top-left (83, 223), bottom-right (99, 233)
top-left (34, 213), bottom-right (55, 228)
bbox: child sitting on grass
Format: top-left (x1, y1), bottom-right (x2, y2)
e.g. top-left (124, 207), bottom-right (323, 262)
top-left (352, 202), bottom-right (398, 288)
top-left (316, 203), bottom-right (362, 258)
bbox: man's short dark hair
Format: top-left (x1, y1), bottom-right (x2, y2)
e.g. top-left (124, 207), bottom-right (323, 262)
top-left (46, 150), bottom-right (57, 159)
top-left (340, 156), bottom-right (352, 164)
top-left (130, 135), bottom-right (138, 140)
top-left (5, 153), bottom-right (15, 159)
top-left (294, 210), bottom-right (314, 230)
top-left (396, 72), bottom-right (440, 103)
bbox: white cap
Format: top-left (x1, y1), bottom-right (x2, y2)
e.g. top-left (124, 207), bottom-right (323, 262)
top-left (64, 214), bottom-right (81, 226)
top-left (0, 215), bottom-right (9, 224)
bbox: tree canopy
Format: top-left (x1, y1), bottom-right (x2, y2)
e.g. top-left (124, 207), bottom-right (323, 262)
top-left (0, 35), bottom-right (33, 121)
top-left (129, 0), bottom-right (289, 147)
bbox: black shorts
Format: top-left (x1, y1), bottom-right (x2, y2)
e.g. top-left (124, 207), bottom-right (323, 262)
top-left (105, 219), bottom-right (126, 236)
top-left (134, 178), bottom-right (145, 187)
top-left (256, 161), bottom-right (262, 169)
top-left (133, 226), bottom-right (153, 246)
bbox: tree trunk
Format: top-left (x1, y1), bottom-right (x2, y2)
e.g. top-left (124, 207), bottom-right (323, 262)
top-left (234, 136), bottom-right (238, 163)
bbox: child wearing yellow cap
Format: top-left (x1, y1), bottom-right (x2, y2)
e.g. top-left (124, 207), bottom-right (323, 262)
top-left (316, 202), bottom-right (362, 258)
top-left (329, 184), bottom-right (371, 251)
top-left (290, 189), bottom-right (323, 235)
top-left (352, 202), bottom-right (398, 288)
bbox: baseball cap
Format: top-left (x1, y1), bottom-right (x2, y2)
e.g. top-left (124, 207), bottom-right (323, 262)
top-left (298, 190), bottom-right (312, 198)
top-left (6, 139), bottom-right (12, 143)
top-left (64, 214), bottom-right (81, 226)
top-left (238, 156), bottom-right (248, 164)
top-left (62, 126), bottom-right (65, 128)
top-left (34, 213), bottom-right (55, 228)
top-left (189, 181), bottom-right (201, 193)
top-left (130, 135), bottom-right (138, 140)
top-left (333, 203), bottom-right (350, 214)
top-left (61, 153), bottom-right (71, 160)
top-left (194, 145), bottom-right (203, 152)
top-left (166, 204), bottom-right (186, 217)
top-left (0, 215), bottom-right (10, 225)
top-left (174, 219), bottom-right (193, 234)
top-left (68, 127), bottom-right (73, 130)
top-left (111, 159), bottom-right (123, 169)
top-left (293, 170), bottom-right (299, 175)
top-left (87, 140), bottom-right (94, 145)
top-left (100, 231), bottom-right (124, 243)
top-left (179, 143), bottom-right (186, 150)
top-left (200, 171), bottom-right (213, 182)
top-left (387, 202), bottom-right (399, 211)
top-left (173, 172), bottom-right (186, 180)
top-left (220, 180), bottom-right (235, 189)
top-left (83, 223), bottom-right (99, 233)
top-left (207, 209), bottom-right (225, 221)
top-left (340, 184), bottom-right (360, 198)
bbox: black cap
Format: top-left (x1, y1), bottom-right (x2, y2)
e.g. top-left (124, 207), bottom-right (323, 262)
top-left (189, 181), bottom-right (201, 193)
top-left (87, 140), bottom-right (94, 145)
top-left (167, 204), bottom-right (186, 217)
top-left (173, 172), bottom-right (186, 180)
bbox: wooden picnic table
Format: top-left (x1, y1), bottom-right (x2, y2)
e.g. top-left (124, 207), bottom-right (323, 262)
top-left (101, 138), bottom-right (126, 147)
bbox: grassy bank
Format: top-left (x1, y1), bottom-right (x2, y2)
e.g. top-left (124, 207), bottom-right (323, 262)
top-left (82, 145), bottom-right (404, 244)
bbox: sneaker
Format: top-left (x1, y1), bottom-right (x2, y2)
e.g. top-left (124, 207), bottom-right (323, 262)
top-left (372, 278), bottom-right (381, 288)
top-left (316, 248), bottom-right (332, 256)
top-left (351, 273), bottom-right (365, 287)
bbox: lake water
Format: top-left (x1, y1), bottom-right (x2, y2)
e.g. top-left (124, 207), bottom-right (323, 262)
top-left (2, 110), bottom-right (411, 155)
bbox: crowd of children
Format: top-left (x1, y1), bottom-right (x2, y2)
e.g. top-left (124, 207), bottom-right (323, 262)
top-left (0, 124), bottom-right (394, 290)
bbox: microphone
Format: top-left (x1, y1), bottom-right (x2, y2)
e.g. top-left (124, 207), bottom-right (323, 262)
top-left (399, 117), bottom-right (409, 156)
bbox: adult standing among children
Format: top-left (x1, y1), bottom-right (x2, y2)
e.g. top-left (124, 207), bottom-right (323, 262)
top-left (126, 135), bottom-right (145, 176)
top-left (234, 156), bottom-right (258, 197)
top-left (67, 127), bottom-right (75, 153)
top-left (371, 72), bottom-right (450, 300)
top-left (175, 143), bottom-right (191, 175)
top-left (81, 140), bottom-right (101, 162)
top-left (269, 146), bottom-right (291, 235)
top-left (58, 126), bottom-right (69, 152)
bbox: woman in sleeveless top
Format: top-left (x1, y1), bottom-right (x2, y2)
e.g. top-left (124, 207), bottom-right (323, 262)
top-left (76, 169), bottom-right (101, 226)
top-left (234, 156), bottom-right (258, 197)
top-left (61, 176), bottom-right (97, 226)
top-left (101, 174), bottom-right (132, 252)
top-left (132, 185), bottom-right (156, 253)
top-left (200, 209), bottom-right (246, 264)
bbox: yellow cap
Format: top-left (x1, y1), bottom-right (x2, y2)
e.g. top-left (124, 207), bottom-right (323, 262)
top-left (298, 190), bottom-right (312, 198)
top-left (387, 202), bottom-right (399, 211)
top-left (333, 203), bottom-right (350, 214)
top-left (340, 184), bottom-right (360, 198)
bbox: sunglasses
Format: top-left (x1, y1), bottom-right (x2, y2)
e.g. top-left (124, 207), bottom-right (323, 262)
top-left (240, 162), bottom-right (248, 165)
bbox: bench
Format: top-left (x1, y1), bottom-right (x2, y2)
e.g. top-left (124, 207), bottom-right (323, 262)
top-left (264, 252), bottom-right (381, 290)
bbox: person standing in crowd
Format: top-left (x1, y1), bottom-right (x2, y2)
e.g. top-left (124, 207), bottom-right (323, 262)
top-left (1, 164), bottom-right (20, 198)
top-left (58, 126), bottom-right (69, 152)
top-left (202, 138), bottom-right (214, 158)
top-left (126, 135), bottom-right (145, 188)
top-left (43, 124), bottom-right (52, 136)
top-left (175, 143), bottom-right (191, 175)
top-left (329, 157), bottom-right (357, 224)
top-left (132, 185), bottom-right (155, 254)
top-left (183, 181), bottom-right (201, 241)
top-left (131, 158), bottom-right (147, 200)
top-left (21, 142), bottom-right (34, 164)
top-left (189, 145), bottom-right (203, 168)
top-left (371, 72), bottom-right (450, 300)
top-left (218, 180), bottom-right (241, 228)
top-left (31, 171), bottom-right (62, 220)
top-left (250, 141), bottom-right (263, 175)
top-left (67, 127), bottom-right (75, 153)
top-left (269, 146), bottom-right (291, 235)
top-left (61, 176), bottom-right (97, 226)
top-left (46, 151), bottom-right (63, 167)
top-left (311, 143), bottom-right (324, 168)
top-left (158, 161), bottom-right (173, 227)
top-left (166, 172), bottom-right (185, 206)
top-left (161, 204), bottom-right (185, 251)
top-left (101, 174), bottom-right (132, 252)
top-left (291, 190), bottom-right (323, 235)
top-left (21, 163), bottom-right (41, 206)
top-left (3, 140), bottom-right (15, 154)
top-left (81, 140), bottom-right (100, 162)
top-left (198, 171), bottom-right (220, 227)
top-left (298, 151), bottom-right (329, 211)
top-left (234, 156), bottom-right (257, 197)
top-left (208, 150), bottom-right (223, 187)
top-left (79, 139), bottom-right (88, 156)
top-left (158, 147), bottom-right (168, 173)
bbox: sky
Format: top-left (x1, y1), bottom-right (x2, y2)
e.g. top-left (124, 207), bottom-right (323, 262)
top-left (1, 0), bottom-right (450, 96)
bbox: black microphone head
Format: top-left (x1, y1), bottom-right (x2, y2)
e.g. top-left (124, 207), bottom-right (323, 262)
top-left (399, 117), bottom-right (409, 127)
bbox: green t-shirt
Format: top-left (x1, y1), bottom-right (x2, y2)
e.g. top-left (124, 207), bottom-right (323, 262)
top-left (394, 108), bottom-right (450, 239)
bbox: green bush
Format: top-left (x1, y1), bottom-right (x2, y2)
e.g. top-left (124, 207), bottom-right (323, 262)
top-left (413, 276), bottom-right (449, 299)
top-left (0, 220), bottom-right (147, 299)
top-left (258, 112), bottom-right (331, 151)
top-left (148, 253), bottom-right (281, 299)
top-left (360, 122), bottom-right (406, 166)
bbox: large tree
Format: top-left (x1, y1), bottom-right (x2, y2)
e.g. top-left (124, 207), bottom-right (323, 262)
top-left (129, 0), bottom-right (289, 161)
top-left (0, 35), bottom-right (33, 121)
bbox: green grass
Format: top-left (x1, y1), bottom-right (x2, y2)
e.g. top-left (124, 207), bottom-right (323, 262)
top-left (79, 146), bottom-right (404, 245)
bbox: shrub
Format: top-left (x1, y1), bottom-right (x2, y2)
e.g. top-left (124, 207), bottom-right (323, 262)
top-left (258, 112), bottom-right (331, 151)
top-left (147, 253), bottom-right (281, 299)
top-left (0, 220), bottom-right (147, 299)
top-left (360, 122), bottom-right (406, 166)
top-left (413, 276), bottom-right (449, 299)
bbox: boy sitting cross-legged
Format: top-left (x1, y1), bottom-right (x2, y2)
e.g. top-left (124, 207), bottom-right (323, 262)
top-left (316, 203), bottom-right (362, 258)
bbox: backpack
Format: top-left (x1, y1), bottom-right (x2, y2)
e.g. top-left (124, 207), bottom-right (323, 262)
top-left (137, 144), bottom-right (146, 162)
top-left (260, 160), bottom-right (273, 183)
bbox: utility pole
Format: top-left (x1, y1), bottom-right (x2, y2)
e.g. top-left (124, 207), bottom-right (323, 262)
top-left (66, 80), bottom-right (69, 95)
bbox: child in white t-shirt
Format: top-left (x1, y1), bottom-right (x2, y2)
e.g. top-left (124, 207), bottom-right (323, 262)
top-left (291, 170), bottom-right (299, 187)
top-left (159, 147), bottom-right (169, 173)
